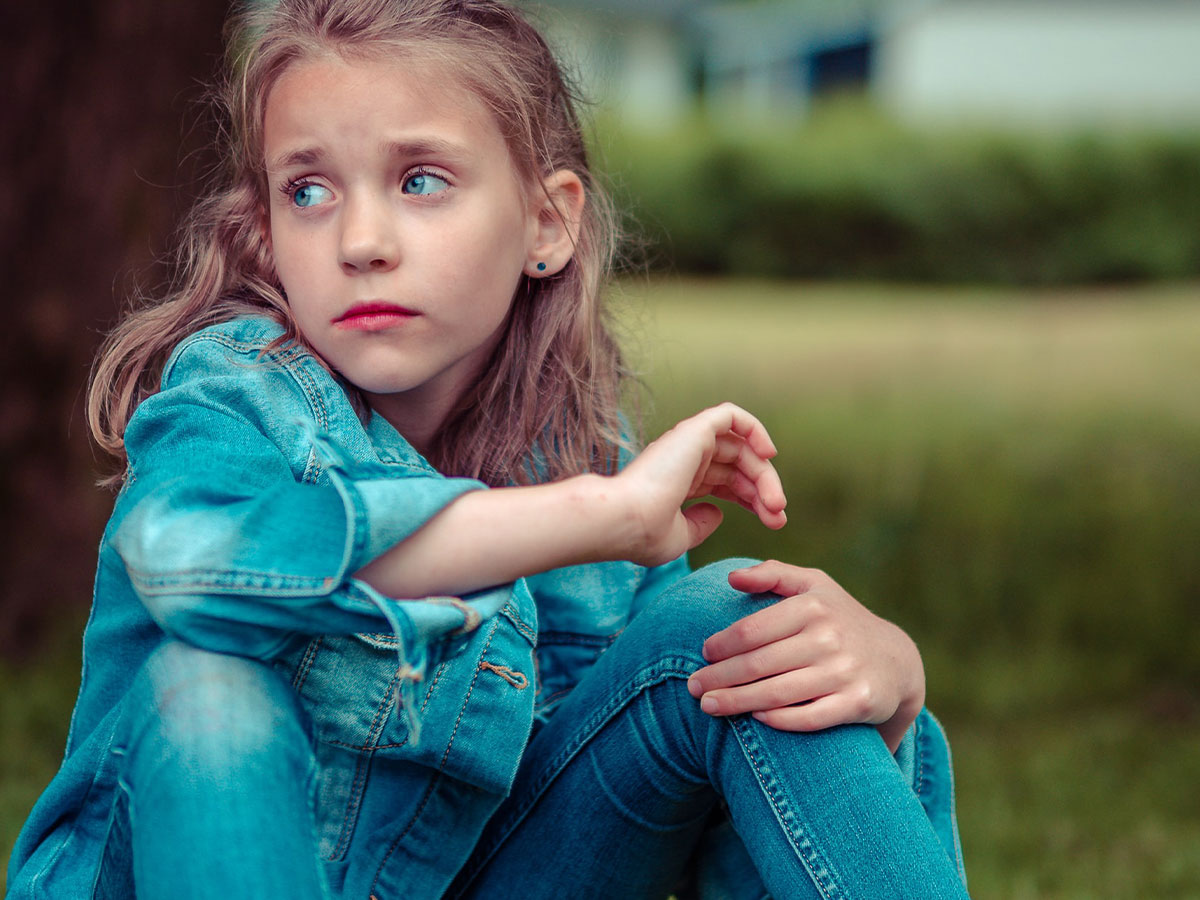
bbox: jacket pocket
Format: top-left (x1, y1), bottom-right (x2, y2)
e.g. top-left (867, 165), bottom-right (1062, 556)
top-left (275, 605), bottom-right (537, 862)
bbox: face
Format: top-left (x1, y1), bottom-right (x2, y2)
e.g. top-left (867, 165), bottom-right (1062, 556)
top-left (262, 53), bottom-right (541, 442)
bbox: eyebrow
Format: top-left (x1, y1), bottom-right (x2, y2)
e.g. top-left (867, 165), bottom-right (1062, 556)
top-left (267, 138), bottom-right (470, 172)
top-left (384, 138), bottom-right (468, 161)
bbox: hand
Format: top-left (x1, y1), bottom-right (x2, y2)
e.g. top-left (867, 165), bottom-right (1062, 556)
top-left (686, 560), bottom-right (925, 752)
top-left (615, 403), bottom-right (787, 567)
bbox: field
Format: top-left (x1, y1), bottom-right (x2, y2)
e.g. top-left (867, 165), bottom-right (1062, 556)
top-left (5, 280), bottom-right (1200, 896)
top-left (623, 279), bottom-right (1200, 898)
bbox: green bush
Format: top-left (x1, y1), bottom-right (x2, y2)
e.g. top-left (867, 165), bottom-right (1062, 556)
top-left (596, 109), bottom-right (1200, 284)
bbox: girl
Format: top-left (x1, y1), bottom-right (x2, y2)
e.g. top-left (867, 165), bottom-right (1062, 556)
top-left (7, 1), bottom-right (968, 898)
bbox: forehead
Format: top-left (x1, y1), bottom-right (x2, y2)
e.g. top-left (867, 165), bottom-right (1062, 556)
top-left (262, 51), bottom-right (510, 165)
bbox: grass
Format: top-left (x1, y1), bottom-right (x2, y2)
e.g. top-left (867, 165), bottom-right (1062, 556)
top-left (5, 279), bottom-right (1200, 896)
top-left (621, 278), bottom-right (1200, 898)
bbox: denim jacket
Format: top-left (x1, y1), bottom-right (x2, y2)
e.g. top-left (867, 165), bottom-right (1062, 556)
top-left (7, 316), bottom-right (687, 898)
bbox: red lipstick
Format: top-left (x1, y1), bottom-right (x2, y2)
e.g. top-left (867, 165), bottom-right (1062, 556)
top-left (333, 302), bottom-right (419, 332)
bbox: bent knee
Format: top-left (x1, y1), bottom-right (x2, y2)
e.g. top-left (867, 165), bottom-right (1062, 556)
top-left (125, 641), bottom-right (309, 770)
top-left (628, 558), bottom-right (777, 659)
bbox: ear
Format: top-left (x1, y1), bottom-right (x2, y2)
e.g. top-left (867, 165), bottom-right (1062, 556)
top-left (257, 202), bottom-right (273, 254)
top-left (524, 169), bottom-right (585, 278)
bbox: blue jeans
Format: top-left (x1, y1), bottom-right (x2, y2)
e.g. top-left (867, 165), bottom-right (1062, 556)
top-left (91, 562), bottom-right (966, 899)
top-left (453, 559), bottom-right (968, 899)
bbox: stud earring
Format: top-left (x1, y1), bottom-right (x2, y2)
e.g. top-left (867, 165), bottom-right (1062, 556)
top-left (536, 262), bottom-right (547, 272)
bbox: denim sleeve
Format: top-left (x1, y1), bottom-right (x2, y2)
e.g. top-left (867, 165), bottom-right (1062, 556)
top-left (112, 340), bottom-right (493, 663)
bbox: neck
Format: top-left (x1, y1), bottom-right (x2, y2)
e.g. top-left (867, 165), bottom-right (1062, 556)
top-left (365, 383), bottom-right (463, 461)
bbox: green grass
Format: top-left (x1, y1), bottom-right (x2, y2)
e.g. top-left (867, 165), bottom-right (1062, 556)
top-left (619, 278), bottom-right (1200, 898)
top-left (6, 280), bottom-right (1200, 896)
top-left (2, 618), bottom-right (84, 887)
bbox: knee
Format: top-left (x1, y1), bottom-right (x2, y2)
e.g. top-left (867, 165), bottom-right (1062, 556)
top-left (123, 641), bottom-right (310, 777)
top-left (628, 558), bottom-right (777, 663)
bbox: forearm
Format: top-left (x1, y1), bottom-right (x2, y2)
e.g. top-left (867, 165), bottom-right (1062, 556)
top-left (355, 473), bottom-right (636, 598)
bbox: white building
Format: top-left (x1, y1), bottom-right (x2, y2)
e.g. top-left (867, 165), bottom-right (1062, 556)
top-left (877, 1), bottom-right (1200, 128)
top-left (534, 0), bottom-right (1200, 130)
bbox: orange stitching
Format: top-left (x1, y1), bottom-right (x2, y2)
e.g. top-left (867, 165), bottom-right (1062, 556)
top-left (479, 660), bottom-right (529, 689)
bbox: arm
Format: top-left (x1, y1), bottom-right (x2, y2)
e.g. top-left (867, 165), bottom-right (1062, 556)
top-left (113, 338), bottom-right (492, 660)
top-left (357, 403), bottom-right (788, 598)
top-left (684, 560), bottom-right (925, 753)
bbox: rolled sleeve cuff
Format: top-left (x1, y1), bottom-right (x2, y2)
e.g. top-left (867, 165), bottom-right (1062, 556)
top-left (340, 472), bottom-right (487, 573)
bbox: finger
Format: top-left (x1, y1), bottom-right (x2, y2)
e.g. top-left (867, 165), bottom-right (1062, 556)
top-left (711, 426), bottom-right (786, 515)
top-left (696, 667), bottom-right (839, 717)
top-left (706, 403), bottom-right (778, 460)
top-left (697, 469), bottom-right (760, 511)
top-left (692, 463), bottom-right (787, 529)
top-left (708, 484), bottom-right (758, 517)
top-left (711, 435), bottom-right (749, 465)
top-left (691, 462), bottom-right (743, 498)
top-left (751, 694), bottom-right (874, 733)
top-left (685, 442), bottom-right (718, 497)
top-left (726, 560), bottom-right (826, 599)
top-left (702, 592), bottom-right (823, 662)
top-left (697, 465), bottom-right (786, 529)
top-left (682, 502), bottom-right (723, 549)
top-left (748, 487), bottom-right (788, 530)
top-left (688, 633), bottom-right (817, 695)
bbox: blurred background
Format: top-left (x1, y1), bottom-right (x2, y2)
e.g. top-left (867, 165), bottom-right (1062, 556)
top-left (3, 0), bottom-right (1198, 896)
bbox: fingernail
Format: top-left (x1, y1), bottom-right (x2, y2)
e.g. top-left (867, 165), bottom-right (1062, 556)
top-left (701, 695), bottom-right (719, 714)
top-left (686, 676), bottom-right (701, 698)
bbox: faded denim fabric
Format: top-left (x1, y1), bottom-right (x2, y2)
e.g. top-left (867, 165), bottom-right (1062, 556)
top-left (5, 317), bottom-right (673, 898)
top-left (453, 560), bottom-right (968, 900)
top-left (7, 316), bottom-right (966, 899)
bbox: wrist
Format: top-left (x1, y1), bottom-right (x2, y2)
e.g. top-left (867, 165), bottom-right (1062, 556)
top-left (570, 472), bottom-right (644, 564)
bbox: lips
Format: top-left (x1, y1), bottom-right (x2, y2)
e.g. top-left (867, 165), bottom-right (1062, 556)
top-left (333, 302), bottom-right (419, 332)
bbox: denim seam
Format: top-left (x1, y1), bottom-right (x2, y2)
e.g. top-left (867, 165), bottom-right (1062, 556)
top-left (438, 619), bottom-right (500, 769)
top-left (453, 655), bottom-right (697, 891)
top-left (167, 332), bottom-right (332, 437)
top-left (368, 772), bottom-right (445, 900)
top-left (369, 618), bottom-right (501, 896)
top-left (500, 602), bottom-right (537, 646)
top-left (165, 330), bottom-right (335, 487)
top-left (327, 655), bottom-right (448, 752)
top-left (914, 715), bottom-right (930, 800)
top-left (27, 731), bottom-right (116, 899)
top-left (728, 716), bottom-right (841, 900)
top-left (937, 718), bottom-right (967, 883)
top-left (534, 630), bottom-right (619, 648)
top-left (537, 685), bottom-right (577, 707)
top-left (126, 565), bottom-right (339, 595)
top-left (87, 758), bottom-right (130, 900)
top-left (328, 650), bottom-right (406, 860)
top-left (291, 637), bottom-right (323, 693)
top-left (915, 713), bottom-right (968, 885)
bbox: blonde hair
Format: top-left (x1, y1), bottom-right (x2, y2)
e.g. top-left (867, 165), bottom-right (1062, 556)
top-left (88, 0), bottom-right (631, 487)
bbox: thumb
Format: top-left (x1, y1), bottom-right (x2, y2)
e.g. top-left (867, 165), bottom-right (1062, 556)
top-left (683, 502), bottom-right (723, 549)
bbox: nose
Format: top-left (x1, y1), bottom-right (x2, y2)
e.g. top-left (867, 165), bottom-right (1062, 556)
top-left (338, 191), bottom-right (399, 273)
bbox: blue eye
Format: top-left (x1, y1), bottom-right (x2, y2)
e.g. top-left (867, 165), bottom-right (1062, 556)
top-left (403, 171), bottom-right (450, 195)
top-left (292, 183), bottom-right (332, 208)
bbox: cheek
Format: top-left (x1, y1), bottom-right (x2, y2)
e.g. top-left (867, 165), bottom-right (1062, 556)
top-left (455, 206), bottom-right (534, 285)
top-left (269, 225), bottom-right (316, 289)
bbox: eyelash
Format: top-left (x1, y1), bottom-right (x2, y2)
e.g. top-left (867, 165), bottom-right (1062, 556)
top-left (276, 167), bottom-right (451, 201)
top-left (403, 166), bottom-right (452, 193)
top-left (278, 176), bottom-right (317, 202)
